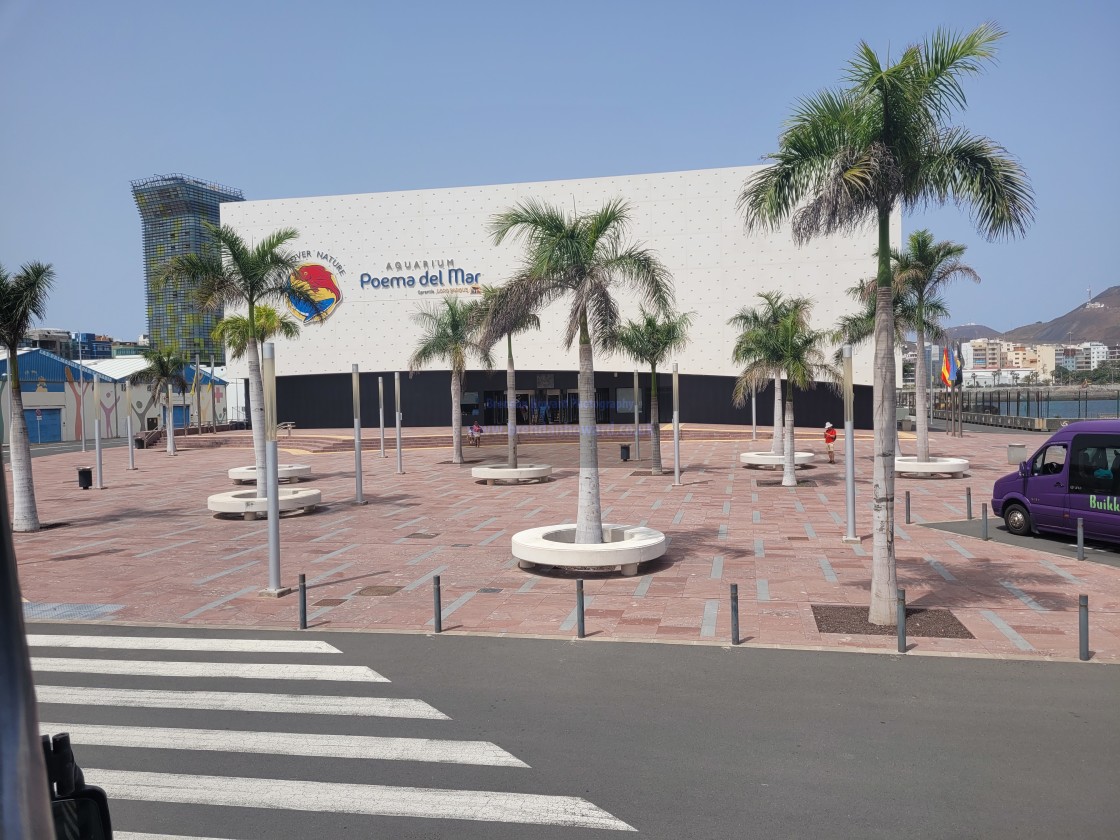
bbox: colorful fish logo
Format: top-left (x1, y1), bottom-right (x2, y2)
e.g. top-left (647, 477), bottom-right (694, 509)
top-left (287, 263), bottom-right (342, 324)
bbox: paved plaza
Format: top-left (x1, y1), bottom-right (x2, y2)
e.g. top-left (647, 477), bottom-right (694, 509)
top-left (14, 425), bottom-right (1120, 662)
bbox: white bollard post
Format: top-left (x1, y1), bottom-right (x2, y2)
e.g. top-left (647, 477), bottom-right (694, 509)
top-left (353, 364), bottom-right (365, 505)
top-left (633, 369), bottom-right (640, 462)
top-left (94, 419), bottom-right (103, 489)
top-left (125, 381), bottom-right (137, 470)
top-left (167, 384), bottom-right (177, 457)
top-left (751, 390), bottom-right (757, 441)
top-left (395, 371), bottom-right (403, 475)
top-left (842, 344), bottom-right (859, 543)
top-left (378, 375), bottom-right (386, 458)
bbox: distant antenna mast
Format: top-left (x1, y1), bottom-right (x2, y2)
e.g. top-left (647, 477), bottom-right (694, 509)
top-left (1087, 285), bottom-right (1092, 303)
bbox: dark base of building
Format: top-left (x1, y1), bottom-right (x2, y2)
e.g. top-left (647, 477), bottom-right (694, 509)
top-left (273, 370), bottom-right (874, 431)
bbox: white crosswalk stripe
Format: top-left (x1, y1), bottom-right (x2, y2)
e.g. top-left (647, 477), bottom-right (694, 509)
top-left (35, 685), bottom-right (448, 719)
top-left (40, 722), bottom-right (528, 767)
top-left (90, 769), bottom-right (636, 831)
top-left (31, 657), bottom-right (386, 682)
top-left (34, 632), bottom-right (634, 834)
top-left (28, 634), bottom-right (342, 654)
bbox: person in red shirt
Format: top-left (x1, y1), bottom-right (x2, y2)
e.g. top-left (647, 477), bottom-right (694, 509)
top-left (824, 421), bottom-right (837, 463)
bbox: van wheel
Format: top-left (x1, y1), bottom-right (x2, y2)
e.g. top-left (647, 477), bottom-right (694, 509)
top-left (1004, 504), bottom-right (1031, 536)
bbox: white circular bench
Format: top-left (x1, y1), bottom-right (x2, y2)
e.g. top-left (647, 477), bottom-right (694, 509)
top-left (471, 463), bottom-right (553, 485)
top-left (208, 487), bottom-right (323, 520)
top-left (739, 451), bottom-right (815, 468)
top-left (512, 523), bottom-right (667, 577)
top-left (229, 464), bottom-right (312, 484)
top-left (894, 456), bottom-right (970, 477)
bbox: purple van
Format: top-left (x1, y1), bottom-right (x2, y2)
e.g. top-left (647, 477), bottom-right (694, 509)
top-left (992, 420), bottom-right (1120, 544)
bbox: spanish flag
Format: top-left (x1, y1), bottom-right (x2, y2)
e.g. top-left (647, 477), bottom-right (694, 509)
top-left (940, 345), bottom-right (959, 388)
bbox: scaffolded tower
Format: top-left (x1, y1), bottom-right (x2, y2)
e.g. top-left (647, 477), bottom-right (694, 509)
top-left (131, 174), bottom-right (244, 362)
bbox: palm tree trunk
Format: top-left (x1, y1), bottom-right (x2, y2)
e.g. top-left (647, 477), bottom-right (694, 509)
top-left (575, 313), bottom-right (603, 544)
top-left (451, 371), bottom-right (463, 465)
top-left (771, 376), bottom-right (783, 454)
top-left (915, 320), bottom-right (930, 463)
top-left (650, 364), bottom-right (662, 475)
top-left (782, 384), bottom-right (796, 487)
top-left (244, 335), bottom-right (267, 497)
top-left (506, 333), bottom-right (517, 470)
top-left (8, 350), bottom-right (39, 532)
top-left (869, 206), bottom-right (898, 626)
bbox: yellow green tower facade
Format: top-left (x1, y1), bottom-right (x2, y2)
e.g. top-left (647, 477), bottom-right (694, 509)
top-left (131, 174), bottom-right (244, 362)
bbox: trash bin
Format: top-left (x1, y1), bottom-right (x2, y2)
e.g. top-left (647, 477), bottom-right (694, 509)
top-left (620, 444), bottom-right (631, 462)
top-left (76, 467), bottom-right (93, 490)
top-left (1007, 443), bottom-right (1027, 465)
top-left (134, 436), bottom-right (146, 450)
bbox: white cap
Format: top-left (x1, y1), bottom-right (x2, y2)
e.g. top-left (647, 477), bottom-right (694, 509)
top-left (825, 422), bottom-right (833, 429)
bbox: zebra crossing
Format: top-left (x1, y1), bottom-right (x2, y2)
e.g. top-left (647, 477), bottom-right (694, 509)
top-left (31, 630), bottom-right (635, 837)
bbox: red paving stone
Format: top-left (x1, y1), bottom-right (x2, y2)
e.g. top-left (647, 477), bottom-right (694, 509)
top-left (11, 425), bottom-right (1120, 664)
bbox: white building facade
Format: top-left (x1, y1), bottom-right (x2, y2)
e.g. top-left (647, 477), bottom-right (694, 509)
top-left (220, 166), bottom-right (898, 428)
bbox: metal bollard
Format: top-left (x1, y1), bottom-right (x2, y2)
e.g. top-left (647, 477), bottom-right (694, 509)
top-left (981, 503), bottom-right (989, 540)
top-left (905, 491), bottom-right (911, 525)
top-left (576, 579), bottom-right (585, 639)
top-left (433, 575), bottom-right (442, 634)
top-left (896, 588), bottom-right (907, 653)
top-left (1079, 594), bottom-right (1089, 661)
top-left (730, 583), bottom-right (740, 645)
top-left (298, 574), bottom-right (307, 630)
top-left (966, 487), bottom-right (972, 520)
top-left (1076, 518), bottom-right (1085, 561)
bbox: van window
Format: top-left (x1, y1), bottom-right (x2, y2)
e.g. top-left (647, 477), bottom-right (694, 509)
top-left (1069, 434), bottom-right (1120, 495)
top-left (1032, 443), bottom-right (1067, 476)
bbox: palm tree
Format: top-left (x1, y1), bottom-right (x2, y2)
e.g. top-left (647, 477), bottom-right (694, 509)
top-left (733, 301), bottom-right (835, 486)
top-left (489, 199), bottom-right (672, 544)
top-left (738, 23), bottom-right (1033, 624)
top-left (891, 230), bottom-right (979, 461)
top-left (472, 286), bottom-right (540, 470)
top-left (834, 278), bottom-right (949, 455)
top-left (728, 292), bottom-right (811, 454)
top-left (408, 297), bottom-right (493, 465)
top-left (0, 261), bottom-right (55, 531)
top-left (212, 305), bottom-right (301, 360)
top-left (160, 223), bottom-right (317, 496)
top-left (610, 309), bottom-right (692, 475)
top-left (128, 347), bottom-right (189, 455)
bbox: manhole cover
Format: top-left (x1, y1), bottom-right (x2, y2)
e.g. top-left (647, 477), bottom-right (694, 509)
top-left (452, 543), bottom-right (472, 548)
top-left (629, 470), bottom-right (653, 476)
top-left (356, 585), bottom-right (403, 597)
top-left (787, 536), bottom-right (810, 541)
top-left (313, 598), bottom-right (346, 607)
top-left (477, 587), bottom-right (502, 593)
top-left (407, 532), bottom-right (438, 539)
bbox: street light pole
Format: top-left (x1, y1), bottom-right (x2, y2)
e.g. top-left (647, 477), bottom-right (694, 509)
top-left (78, 337), bottom-right (86, 453)
top-left (262, 342), bottom-right (287, 596)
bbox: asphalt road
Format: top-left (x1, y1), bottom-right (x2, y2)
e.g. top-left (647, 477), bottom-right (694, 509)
top-left (921, 517), bottom-right (1120, 569)
top-left (3, 438), bottom-right (129, 463)
top-left (26, 623), bottom-right (1120, 840)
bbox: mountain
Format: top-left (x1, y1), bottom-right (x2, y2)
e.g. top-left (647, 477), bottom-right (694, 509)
top-left (1001, 285), bottom-right (1120, 345)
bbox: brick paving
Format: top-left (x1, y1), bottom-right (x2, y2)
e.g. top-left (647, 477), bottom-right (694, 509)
top-left (12, 425), bottom-right (1120, 663)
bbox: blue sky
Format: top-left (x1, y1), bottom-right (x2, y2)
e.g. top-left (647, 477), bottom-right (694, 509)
top-left (1, 0), bottom-right (1116, 339)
